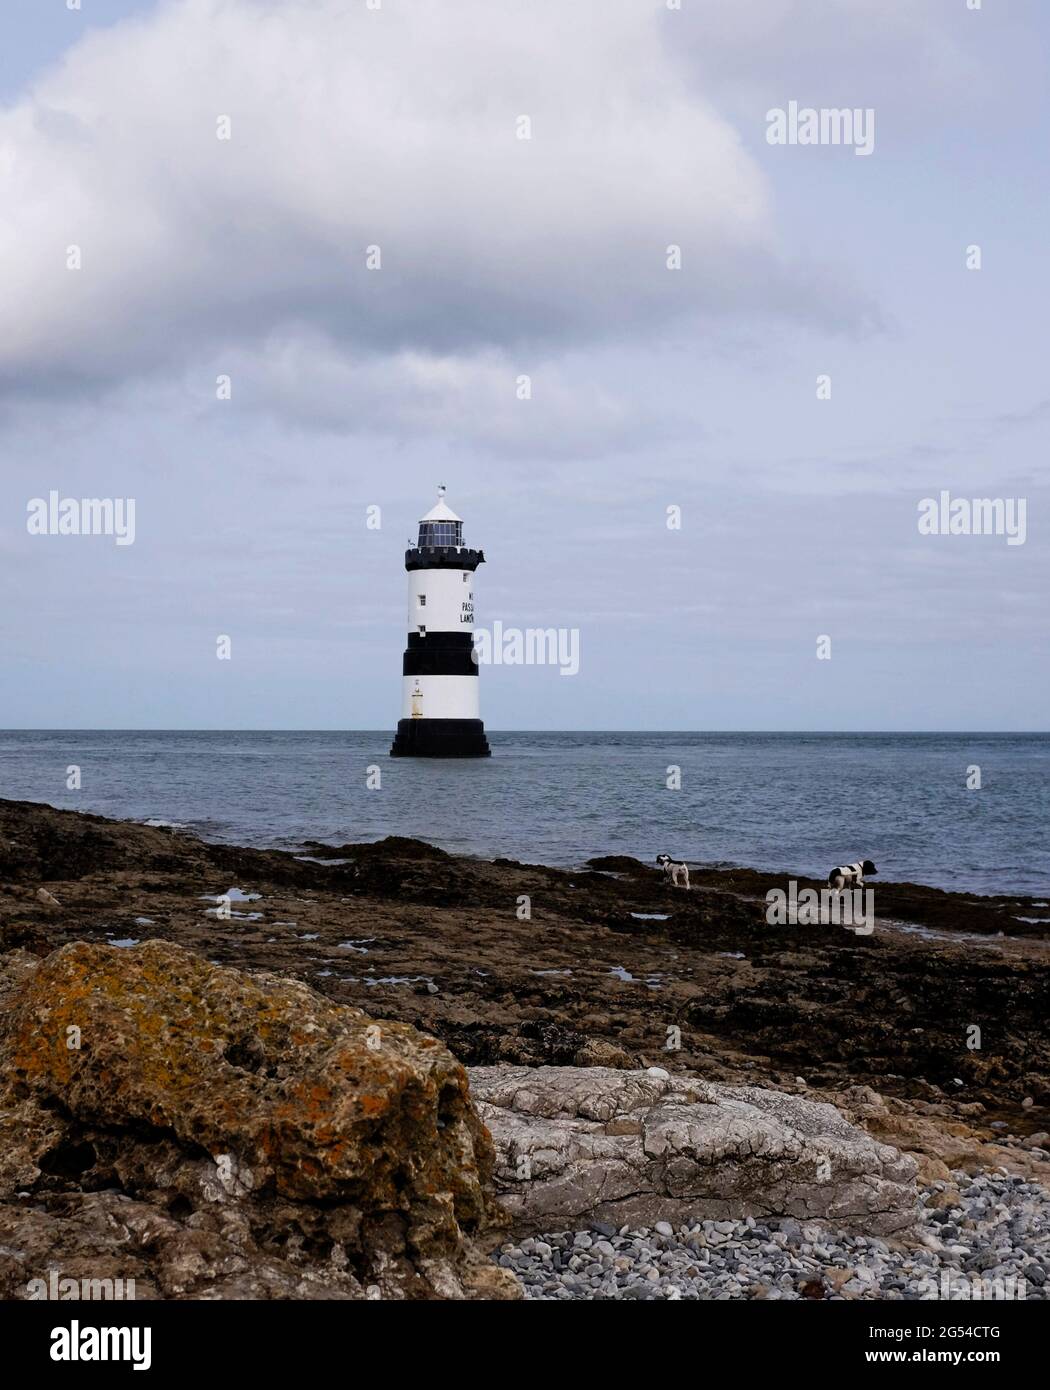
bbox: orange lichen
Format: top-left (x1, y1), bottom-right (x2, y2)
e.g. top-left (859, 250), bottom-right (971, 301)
top-left (4, 939), bottom-right (491, 1235)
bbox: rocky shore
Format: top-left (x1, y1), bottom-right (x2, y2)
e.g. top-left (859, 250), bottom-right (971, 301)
top-left (498, 1168), bottom-right (1050, 1300)
top-left (1, 798), bottom-right (1047, 1300)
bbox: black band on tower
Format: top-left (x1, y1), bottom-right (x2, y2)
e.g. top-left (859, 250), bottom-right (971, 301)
top-left (390, 718), bottom-right (490, 757)
top-left (405, 632), bottom-right (475, 651)
top-left (403, 636), bottom-right (479, 677)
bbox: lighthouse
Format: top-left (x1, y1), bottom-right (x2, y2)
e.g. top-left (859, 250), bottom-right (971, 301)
top-left (390, 487), bottom-right (491, 757)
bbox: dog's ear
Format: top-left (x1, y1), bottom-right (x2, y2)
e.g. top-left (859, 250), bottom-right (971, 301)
top-left (864, 859), bottom-right (877, 874)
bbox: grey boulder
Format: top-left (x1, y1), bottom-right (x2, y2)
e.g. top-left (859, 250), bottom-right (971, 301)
top-left (470, 1065), bottom-right (919, 1236)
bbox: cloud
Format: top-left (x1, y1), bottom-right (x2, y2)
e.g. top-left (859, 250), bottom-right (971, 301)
top-left (212, 330), bottom-right (696, 458)
top-left (0, 0), bottom-right (858, 425)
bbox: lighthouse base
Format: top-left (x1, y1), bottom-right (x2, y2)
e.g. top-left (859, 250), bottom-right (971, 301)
top-left (390, 718), bottom-right (491, 758)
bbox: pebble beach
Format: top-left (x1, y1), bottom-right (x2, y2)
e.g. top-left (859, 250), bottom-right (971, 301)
top-left (499, 1171), bottom-right (1050, 1301)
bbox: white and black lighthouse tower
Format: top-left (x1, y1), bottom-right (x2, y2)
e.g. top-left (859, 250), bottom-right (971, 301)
top-left (390, 488), bottom-right (490, 757)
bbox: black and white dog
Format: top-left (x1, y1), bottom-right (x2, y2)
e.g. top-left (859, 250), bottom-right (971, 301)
top-left (827, 859), bottom-right (877, 894)
top-left (656, 854), bottom-right (690, 890)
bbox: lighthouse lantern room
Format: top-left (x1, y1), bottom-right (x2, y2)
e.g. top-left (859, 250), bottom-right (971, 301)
top-left (389, 487), bottom-right (491, 757)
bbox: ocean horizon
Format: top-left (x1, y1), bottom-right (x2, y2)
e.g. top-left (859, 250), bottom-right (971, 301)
top-left (3, 729), bottom-right (1047, 896)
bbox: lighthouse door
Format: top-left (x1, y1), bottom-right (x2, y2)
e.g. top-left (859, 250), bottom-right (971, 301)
top-left (410, 681), bottom-right (423, 719)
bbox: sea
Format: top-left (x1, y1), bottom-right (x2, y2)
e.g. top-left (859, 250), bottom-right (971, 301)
top-left (1, 731), bottom-right (1047, 896)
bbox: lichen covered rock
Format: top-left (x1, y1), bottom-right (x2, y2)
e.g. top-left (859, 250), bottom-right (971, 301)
top-left (0, 941), bottom-right (518, 1300)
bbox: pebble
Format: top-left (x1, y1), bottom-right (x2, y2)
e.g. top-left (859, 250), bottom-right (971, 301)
top-left (496, 1171), bottom-right (1050, 1301)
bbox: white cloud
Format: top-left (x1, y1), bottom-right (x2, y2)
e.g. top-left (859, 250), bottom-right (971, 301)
top-left (0, 0), bottom-right (791, 407)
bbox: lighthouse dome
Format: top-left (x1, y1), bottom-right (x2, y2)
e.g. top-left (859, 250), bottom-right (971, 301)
top-left (417, 489), bottom-right (463, 548)
top-left (420, 496), bottom-right (461, 523)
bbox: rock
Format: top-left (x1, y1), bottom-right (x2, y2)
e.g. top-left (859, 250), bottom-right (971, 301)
top-left (35, 888), bottom-right (61, 908)
top-left (913, 1154), bottom-right (953, 1186)
top-left (585, 856), bottom-right (651, 877)
top-left (606, 1117), bottom-right (643, 1136)
top-left (840, 1084), bottom-right (889, 1115)
top-left (0, 949), bottom-right (41, 1008)
top-left (0, 941), bottom-right (519, 1301)
top-left (862, 1107), bottom-right (1050, 1189)
top-left (574, 1038), bottom-right (634, 1070)
top-left (470, 1065), bottom-right (920, 1236)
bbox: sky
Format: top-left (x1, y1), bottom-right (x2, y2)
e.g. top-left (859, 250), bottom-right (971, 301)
top-left (0, 0), bottom-right (1047, 731)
